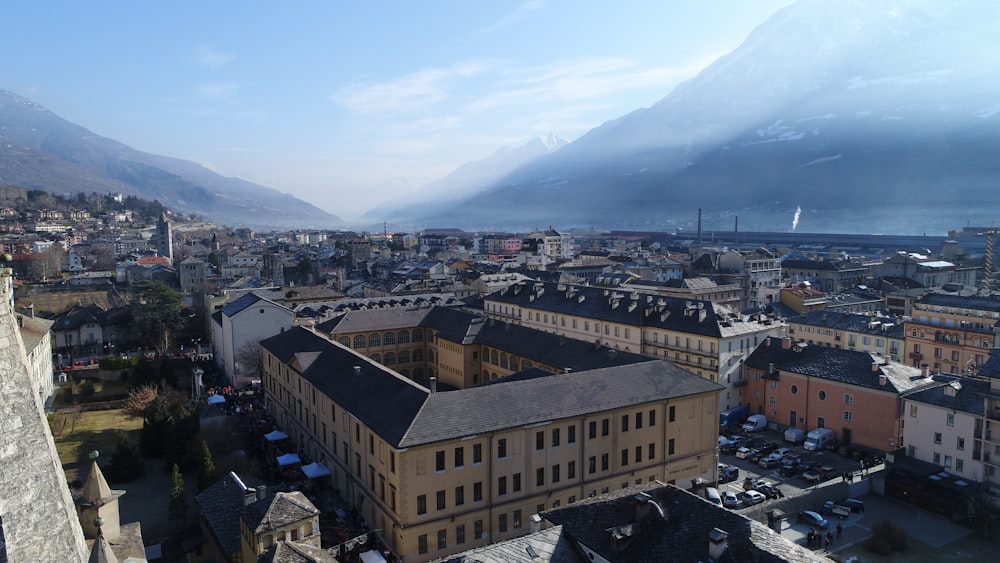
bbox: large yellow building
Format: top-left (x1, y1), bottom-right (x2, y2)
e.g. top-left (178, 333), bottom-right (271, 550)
top-left (260, 327), bottom-right (722, 562)
top-left (905, 293), bottom-right (1000, 374)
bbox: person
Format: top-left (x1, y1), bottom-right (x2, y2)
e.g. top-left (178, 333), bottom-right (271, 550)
top-left (826, 530), bottom-right (834, 550)
top-left (836, 523), bottom-right (843, 539)
top-left (807, 528), bottom-right (815, 547)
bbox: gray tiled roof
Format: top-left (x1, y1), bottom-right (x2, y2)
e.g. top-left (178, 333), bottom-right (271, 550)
top-left (787, 310), bottom-right (904, 339)
top-left (194, 472), bottom-right (265, 557)
top-left (316, 306), bottom-right (433, 334)
top-left (542, 483), bottom-right (831, 563)
top-left (399, 361), bottom-right (722, 448)
top-left (431, 525), bottom-right (578, 563)
top-left (258, 540), bottom-right (339, 563)
top-left (243, 492), bottom-right (319, 534)
top-left (745, 340), bottom-right (922, 393)
top-left (221, 293), bottom-right (266, 317)
top-left (916, 293), bottom-right (1000, 312)
top-left (902, 375), bottom-right (989, 416)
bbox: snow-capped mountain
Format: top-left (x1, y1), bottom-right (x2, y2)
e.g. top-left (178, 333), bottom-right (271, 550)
top-left (418, 0), bottom-right (1000, 234)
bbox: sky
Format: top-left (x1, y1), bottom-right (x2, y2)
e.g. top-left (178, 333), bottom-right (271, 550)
top-left (2, 1), bottom-right (795, 222)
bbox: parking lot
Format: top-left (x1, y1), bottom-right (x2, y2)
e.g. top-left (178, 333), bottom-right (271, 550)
top-left (717, 427), bottom-right (878, 510)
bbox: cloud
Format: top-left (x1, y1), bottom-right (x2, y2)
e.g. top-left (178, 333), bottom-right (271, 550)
top-left (194, 81), bottom-right (241, 100)
top-left (194, 45), bottom-right (235, 67)
top-left (479, 0), bottom-right (546, 34)
top-left (333, 61), bottom-right (495, 115)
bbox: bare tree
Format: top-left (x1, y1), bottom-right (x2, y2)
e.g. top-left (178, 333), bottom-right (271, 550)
top-left (123, 384), bottom-right (160, 419)
top-left (235, 339), bottom-right (264, 384)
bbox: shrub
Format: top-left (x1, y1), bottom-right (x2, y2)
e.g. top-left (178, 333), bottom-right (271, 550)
top-left (863, 535), bottom-right (893, 555)
top-left (78, 379), bottom-right (96, 398)
top-left (869, 520), bottom-right (908, 552)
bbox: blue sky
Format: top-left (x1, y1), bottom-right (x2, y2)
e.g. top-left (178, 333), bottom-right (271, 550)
top-left (2, 1), bottom-right (794, 220)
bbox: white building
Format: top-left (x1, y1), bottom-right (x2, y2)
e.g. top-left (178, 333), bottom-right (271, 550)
top-left (211, 292), bottom-right (294, 387)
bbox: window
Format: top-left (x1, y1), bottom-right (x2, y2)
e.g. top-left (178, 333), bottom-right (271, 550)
top-left (437, 529), bottom-right (447, 550)
top-left (770, 396), bottom-right (777, 405)
top-left (956, 458), bottom-right (964, 472)
top-left (844, 411), bottom-right (852, 421)
top-left (455, 486), bottom-right (464, 506)
top-left (648, 443), bottom-right (655, 459)
top-left (390, 485), bottom-right (397, 511)
top-left (602, 418), bottom-right (609, 436)
top-left (536, 431), bottom-right (544, 450)
top-left (568, 425), bottom-right (576, 444)
top-left (552, 464), bottom-right (560, 483)
top-left (958, 437), bottom-right (965, 451)
top-left (635, 446), bottom-right (642, 463)
top-left (353, 335), bottom-right (366, 348)
top-left (456, 524), bottom-right (466, 545)
top-left (552, 428), bottom-right (560, 447)
top-left (933, 452), bottom-right (941, 464)
top-left (455, 447), bottom-right (464, 468)
top-left (473, 482), bottom-right (483, 502)
top-left (536, 467), bottom-right (545, 486)
top-left (669, 405), bottom-right (676, 422)
top-left (383, 331), bottom-right (395, 345)
top-left (817, 417), bottom-right (825, 428)
top-left (436, 490), bottom-right (446, 510)
top-left (844, 394), bottom-right (853, 405)
top-left (368, 333), bottom-right (380, 347)
top-left (497, 439), bottom-right (507, 458)
top-left (668, 439), bottom-right (675, 455)
top-left (601, 454), bottom-right (609, 471)
top-left (417, 495), bottom-right (427, 515)
top-left (568, 461), bottom-right (576, 479)
top-left (649, 409), bottom-right (656, 426)
top-left (621, 415), bottom-right (629, 432)
top-left (418, 534), bottom-right (428, 555)
top-left (499, 513), bottom-right (508, 533)
top-left (474, 520), bottom-right (483, 541)
top-left (498, 476), bottom-right (507, 495)
top-left (818, 390), bottom-right (827, 401)
top-left (944, 455), bottom-right (952, 469)
top-left (947, 413), bottom-right (954, 427)
top-left (589, 421), bottom-right (597, 439)
top-left (514, 509), bottom-right (522, 528)
top-left (513, 472), bottom-right (521, 492)
top-left (473, 443), bottom-right (482, 464)
top-left (436, 450), bottom-right (445, 472)
top-left (910, 404), bottom-right (918, 417)
top-left (588, 456), bottom-right (596, 474)
top-left (934, 432), bottom-right (942, 445)
top-left (398, 330), bottom-right (409, 344)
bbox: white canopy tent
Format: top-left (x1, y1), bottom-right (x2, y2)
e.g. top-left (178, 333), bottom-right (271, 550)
top-left (359, 550), bottom-right (387, 563)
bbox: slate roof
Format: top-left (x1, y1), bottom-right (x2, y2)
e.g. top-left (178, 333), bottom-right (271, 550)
top-left (242, 492), bottom-right (319, 534)
top-left (745, 339), bottom-right (924, 394)
top-left (195, 472), bottom-right (265, 557)
top-left (53, 303), bottom-right (113, 330)
top-left (902, 374), bottom-right (990, 416)
top-left (399, 361), bottom-right (722, 448)
top-left (786, 310), bottom-right (904, 339)
top-left (486, 281), bottom-right (731, 338)
top-left (221, 293), bottom-right (266, 317)
top-left (980, 349), bottom-right (1000, 380)
top-left (431, 525), bottom-right (578, 563)
top-left (258, 541), bottom-right (339, 563)
top-left (915, 293), bottom-right (1000, 312)
top-left (16, 314), bottom-right (52, 352)
top-left (541, 482), bottom-right (830, 563)
top-left (315, 306), bottom-right (433, 334)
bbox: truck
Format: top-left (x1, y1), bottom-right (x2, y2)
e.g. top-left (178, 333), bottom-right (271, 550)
top-left (803, 428), bottom-right (835, 451)
top-left (742, 414), bottom-right (768, 433)
top-left (719, 404), bottom-right (749, 428)
top-left (784, 427), bottom-right (806, 444)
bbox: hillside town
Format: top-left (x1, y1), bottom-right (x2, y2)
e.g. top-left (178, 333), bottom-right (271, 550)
top-left (2, 190), bottom-right (1000, 562)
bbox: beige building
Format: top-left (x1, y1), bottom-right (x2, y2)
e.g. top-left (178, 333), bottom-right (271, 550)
top-left (904, 293), bottom-right (1000, 374)
top-left (786, 310), bottom-right (905, 362)
top-left (260, 327), bottom-right (722, 562)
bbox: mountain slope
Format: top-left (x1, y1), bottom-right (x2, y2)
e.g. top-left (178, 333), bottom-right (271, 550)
top-left (422, 0), bottom-right (1000, 234)
top-left (0, 89), bottom-right (340, 229)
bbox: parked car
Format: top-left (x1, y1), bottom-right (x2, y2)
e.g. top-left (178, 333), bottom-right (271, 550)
top-left (841, 498), bottom-right (865, 513)
top-left (705, 487), bottom-right (723, 506)
top-left (741, 490), bottom-right (766, 506)
top-left (742, 414), bottom-right (768, 433)
top-left (759, 456), bottom-right (782, 470)
top-left (718, 464), bottom-right (740, 484)
top-left (722, 490), bottom-right (740, 508)
top-left (779, 462), bottom-right (800, 477)
top-left (735, 447), bottom-right (756, 460)
top-left (802, 465), bottom-right (836, 483)
top-left (797, 510), bottom-right (829, 530)
top-left (820, 500), bottom-right (851, 519)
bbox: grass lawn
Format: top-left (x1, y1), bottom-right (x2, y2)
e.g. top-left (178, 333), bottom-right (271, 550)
top-left (50, 378), bottom-right (131, 409)
top-left (48, 408), bottom-right (143, 482)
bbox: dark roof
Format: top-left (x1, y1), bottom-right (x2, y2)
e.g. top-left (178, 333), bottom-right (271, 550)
top-left (399, 360), bottom-right (722, 448)
top-left (221, 293), bottom-right (266, 317)
top-left (194, 472), bottom-right (265, 557)
top-left (980, 349), bottom-right (1000, 380)
top-left (915, 293), bottom-right (1000, 312)
top-left (745, 340), bottom-right (904, 393)
top-left (542, 483), bottom-right (830, 563)
top-left (786, 311), bottom-right (904, 339)
top-left (486, 281), bottom-right (725, 338)
top-left (902, 375), bottom-right (989, 416)
top-left (258, 540), bottom-right (339, 563)
top-left (53, 303), bottom-right (112, 330)
top-left (242, 491), bottom-right (319, 534)
top-left (431, 525), bottom-right (579, 563)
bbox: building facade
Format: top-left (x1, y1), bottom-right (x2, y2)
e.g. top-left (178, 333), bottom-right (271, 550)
top-left (903, 293), bottom-right (1000, 374)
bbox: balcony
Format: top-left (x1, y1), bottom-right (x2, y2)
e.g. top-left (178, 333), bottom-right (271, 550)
top-left (731, 379), bottom-right (748, 388)
top-left (989, 408), bottom-right (1000, 423)
top-left (909, 352), bottom-right (923, 361)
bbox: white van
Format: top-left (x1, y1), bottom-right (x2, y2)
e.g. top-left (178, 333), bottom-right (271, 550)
top-left (705, 487), bottom-right (722, 506)
top-left (804, 428), bottom-right (835, 451)
top-left (742, 414), bottom-right (768, 433)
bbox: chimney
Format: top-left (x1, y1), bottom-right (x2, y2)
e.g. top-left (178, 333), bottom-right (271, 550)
top-left (256, 485), bottom-right (267, 501)
top-left (765, 337), bottom-right (772, 347)
top-left (608, 349), bottom-right (617, 360)
top-left (708, 528), bottom-right (729, 561)
top-left (768, 362), bottom-right (775, 375)
top-left (354, 365), bottom-right (362, 375)
top-left (244, 490), bottom-right (257, 506)
top-left (879, 373), bottom-right (887, 386)
top-left (529, 513), bottom-right (543, 533)
top-left (634, 492), bottom-right (653, 522)
top-left (429, 376), bottom-right (437, 393)
top-left (782, 337), bottom-right (792, 350)
top-left (872, 361), bottom-right (879, 373)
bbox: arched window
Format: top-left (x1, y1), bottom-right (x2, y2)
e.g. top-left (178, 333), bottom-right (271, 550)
top-left (398, 350), bottom-right (410, 364)
top-left (413, 349), bottom-right (424, 361)
top-left (383, 331), bottom-right (395, 345)
top-left (398, 331), bottom-right (410, 344)
top-left (353, 335), bottom-right (366, 349)
top-left (491, 372), bottom-right (498, 381)
top-left (413, 329), bottom-right (424, 342)
top-left (368, 333), bottom-right (381, 347)
top-left (413, 367), bottom-right (425, 379)
top-left (400, 369), bottom-right (411, 377)
top-left (491, 349), bottom-right (499, 365)
top-left (384, 352), bottom-right (396, 365)
top-left (482, 369), bottom-right (489, 382)
top-left (370, 354), bottom-right (382, 363)
top-left (337, 337), bottom-right (350, 347)
top-left (521, 359), bottom-right (533, 370)
top-left (500, 353), bottom-right (508, 369)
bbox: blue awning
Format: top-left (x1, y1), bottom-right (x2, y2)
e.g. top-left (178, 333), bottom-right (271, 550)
top-left (277, 453), bottom-right (301, 467)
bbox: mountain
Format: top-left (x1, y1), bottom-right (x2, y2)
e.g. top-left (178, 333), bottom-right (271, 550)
top-left (0, 89), bottom-right (340, 229)
top-left (361, 133), bottom-right (569, 227)
top-left (420, 0), bottom-right (1000, 235)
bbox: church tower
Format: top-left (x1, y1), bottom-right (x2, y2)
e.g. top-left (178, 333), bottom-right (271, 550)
top-left (156, 212), bottom-right (173, 263)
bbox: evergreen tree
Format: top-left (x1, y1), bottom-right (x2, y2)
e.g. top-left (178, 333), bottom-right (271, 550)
top-left (139, 396), bottom-right (172, 458)
top-left (105, 431), bottom-right (144, 483)
top-left (168, 463), bottom-right (188, 529)
top-left (198, 441), bottom-right (217, 491)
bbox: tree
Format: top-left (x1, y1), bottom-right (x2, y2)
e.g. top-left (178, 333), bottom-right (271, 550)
top-left (198, 441), bottom-right (217, 491)
top-left (235, 339), bottom-right (264, 384)
top-left (139, 395), bottom-right (173, 458)
top-left (168, 463), bottom-right (188, 529)
top-left (123, 384), bottom-right (159, 419)
top-left (105, 431), bottom-right (144, 483)
top-left (127, 281), bottom-right (185, 354)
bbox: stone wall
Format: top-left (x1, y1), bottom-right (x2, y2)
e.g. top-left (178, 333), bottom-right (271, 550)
top-left (0, 269), bottom-right (88, 562)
